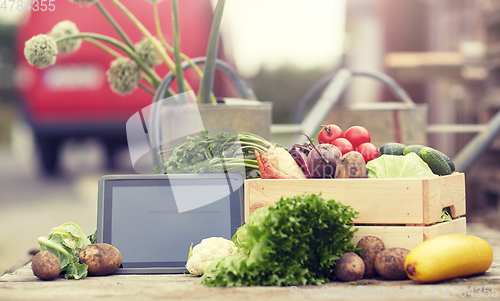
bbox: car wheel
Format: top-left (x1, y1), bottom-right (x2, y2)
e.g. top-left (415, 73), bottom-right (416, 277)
top-left (35, 135), bottom-right (62, 176)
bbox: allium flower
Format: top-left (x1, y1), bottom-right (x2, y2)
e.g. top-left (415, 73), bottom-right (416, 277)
top-left (24, 34), bottom-right (58, 69)
top-left (106, 57), bottom-right (141, 95)
top-left (49, 20), bottom-right (82, 54)
top-left (134, 37), bottom-right (164, 68)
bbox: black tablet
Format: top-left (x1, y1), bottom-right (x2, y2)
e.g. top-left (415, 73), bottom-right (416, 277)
top-left (96, 173), bottom-right (244, 274)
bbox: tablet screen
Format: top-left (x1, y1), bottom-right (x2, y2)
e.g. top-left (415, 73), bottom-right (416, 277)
top-left (98, 174), bottom-right (243, 269)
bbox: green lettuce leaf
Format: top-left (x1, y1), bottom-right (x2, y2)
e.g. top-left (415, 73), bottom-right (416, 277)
top-left (440, 208), bottom-right (453, 223)
top-left (200, 254), bottom-right (249, 286)
top-left (231, 206), bottom-right (270, 253)
top-left (65, 258), bottom-right (88, 280)
top-left (201, 194), bottom-right (359, 286)
top-left (367, 153), bottom-right (438, 178)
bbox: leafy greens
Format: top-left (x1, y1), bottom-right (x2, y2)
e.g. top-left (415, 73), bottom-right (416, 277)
top-left (156, 131), bottom-right (272, 177)
top-left (366, 153), bottom-right (438, 179)
top-left (37, 222), bottom-right (90, 280)
top-left (200, 194), bottom-right (359, 286)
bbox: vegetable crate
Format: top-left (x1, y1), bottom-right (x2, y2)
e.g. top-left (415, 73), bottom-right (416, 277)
top-left (244, 173), bottom-right (466, 250)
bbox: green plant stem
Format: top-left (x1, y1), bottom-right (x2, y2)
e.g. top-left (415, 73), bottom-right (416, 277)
top-left (55, 33), bottom-right (161, 88)
top-left (212, 161), bottom-right (258, 170)
top-left (95, 1), bottom-right (135, 50)
top-left (152, 2), bottom-right (169, 50)
top-left (139, 83), bottom-right (155, 95)
top-left (109, 0), bottom-right (193, 95)
top-left (171, 0), bottom-right (185, 94)
top-left (240, 144), bottom-right (267, 154)
top-left (153, 1), bottom-right (217, 104)
top-left (152, 2), bottom-right (204, 79)
top-left (82, 37), bottom-right (122, 57)
top-left (140, 73), bottom-right (155, 89)
top-left (82, 38), bottom-right (157, 94)
top-left (198, 0), bottom-right (226, 104)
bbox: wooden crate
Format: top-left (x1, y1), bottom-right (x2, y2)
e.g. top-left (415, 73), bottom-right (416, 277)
top-left (244, 173), bottom-right (466, 250)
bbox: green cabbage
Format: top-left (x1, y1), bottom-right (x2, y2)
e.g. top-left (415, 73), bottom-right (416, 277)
top-left (37, 222), bottom-right (90, 279)
top-left (367, 153), bottom-right (438, 178)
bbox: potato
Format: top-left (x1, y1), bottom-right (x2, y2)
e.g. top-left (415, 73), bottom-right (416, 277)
top-left (356, 236), bottom-right (385, 278)
top-left (374, 248), bottom-right (410, 280)
top-left (31, 251), bottom-right (61, 280)
top-left (334, 151), bottom-right (367, 178)
top-left (334, 252), bottom-right (365, 282)
top-left (78, 243), bottom-right (122, 276)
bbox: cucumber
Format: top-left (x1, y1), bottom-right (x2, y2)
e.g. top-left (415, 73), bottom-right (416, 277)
top-left (403, 144), bottom-right (426, 156)
top-left (379, 142), bottom-right (406, 156)
top-left (418, 147), bottom-right (452, 176)
top-left (441, 152), bottom-right (456, 173)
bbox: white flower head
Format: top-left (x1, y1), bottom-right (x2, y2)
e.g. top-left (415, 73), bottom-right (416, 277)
top-left (134, 36), bottom-right (164, 68)
top-left (106, 57), bottom-right (141, 95)
top-left (49, 20), bottom-right (82, 54)
top-left (24, 34), bottom-right (58, 69)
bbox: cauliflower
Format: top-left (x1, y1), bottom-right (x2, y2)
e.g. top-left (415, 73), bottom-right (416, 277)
top-left (185, 237), bottom-right (238, 276)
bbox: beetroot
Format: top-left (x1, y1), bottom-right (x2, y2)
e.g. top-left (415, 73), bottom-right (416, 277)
top-left (306, 143), bottom-right (342, 178)
top-left (291, 143), bottom-right (313, 157)
top-left (289, 149), bottom-right (311, 177)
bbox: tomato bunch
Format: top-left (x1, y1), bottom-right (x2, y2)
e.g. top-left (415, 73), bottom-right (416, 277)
top-left (317, 124), bottom-right (379, 163)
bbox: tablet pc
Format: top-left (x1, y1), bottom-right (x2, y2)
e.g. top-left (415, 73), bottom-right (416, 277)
top-left (96, 173), bottom-right (244, 274)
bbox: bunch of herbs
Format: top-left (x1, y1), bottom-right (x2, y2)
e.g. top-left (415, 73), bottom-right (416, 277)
top-left (158, 131), bottom-right (272, 176)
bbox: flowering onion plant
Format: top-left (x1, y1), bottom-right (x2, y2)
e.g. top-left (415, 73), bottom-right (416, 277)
top-left (23, 0), bottom-right (226, 104)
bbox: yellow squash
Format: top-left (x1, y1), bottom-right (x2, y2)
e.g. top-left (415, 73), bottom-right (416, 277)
top-left (404, 234), bottom-right (493, 283)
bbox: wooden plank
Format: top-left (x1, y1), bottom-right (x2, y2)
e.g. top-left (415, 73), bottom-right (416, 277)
top-left (426, 124), bottom-right (487, 133)
top-left (423, 173), bottom-right (466, 224)
top-left (352, 225), bottom-right (425, 250)
top-left (245, 178), bottom-right (425, 224)
top-left (352, 217), bottom-right (467, 250)
top-left (244, 173), bottom-right (466, 224)
top-left (423, 217), bottom-right (467, 240)
top-left (244, 180), bottom-right (250, 222)
top-left (385, 52), bottom-right (464, 68)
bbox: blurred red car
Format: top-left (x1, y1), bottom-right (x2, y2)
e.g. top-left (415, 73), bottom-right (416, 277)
top-left (15, 0), bottom-right (232, 175)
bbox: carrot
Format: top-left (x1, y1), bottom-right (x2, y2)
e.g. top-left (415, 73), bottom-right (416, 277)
top-left (254, 150), bottom-right (296, 179)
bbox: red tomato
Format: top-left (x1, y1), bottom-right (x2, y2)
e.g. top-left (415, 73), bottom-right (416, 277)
top-left (357, 142), bottom-right (379, 163)
top-left (345, 126), bottom-right (371, 147)
top-left (330, 138), bottom-right (354, 155)
top-left (317, 124), bottom-right (344, 144)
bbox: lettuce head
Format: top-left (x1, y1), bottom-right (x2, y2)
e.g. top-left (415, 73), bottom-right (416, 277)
top-left (367, 153), bottom-right (438, 178)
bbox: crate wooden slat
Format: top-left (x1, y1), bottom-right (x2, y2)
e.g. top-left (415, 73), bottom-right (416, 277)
top-left (244, 173), bottom-right (465, 224)
top-left (423, 173), bottom-right (466, 224)
top-left (352, 217), bottom-right (467, 250)
top-left (244, 173), bottom-right (466, 249)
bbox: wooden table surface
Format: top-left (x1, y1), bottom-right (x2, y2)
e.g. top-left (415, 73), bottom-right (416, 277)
top-left (1, 223), bottom-right (500, 301)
